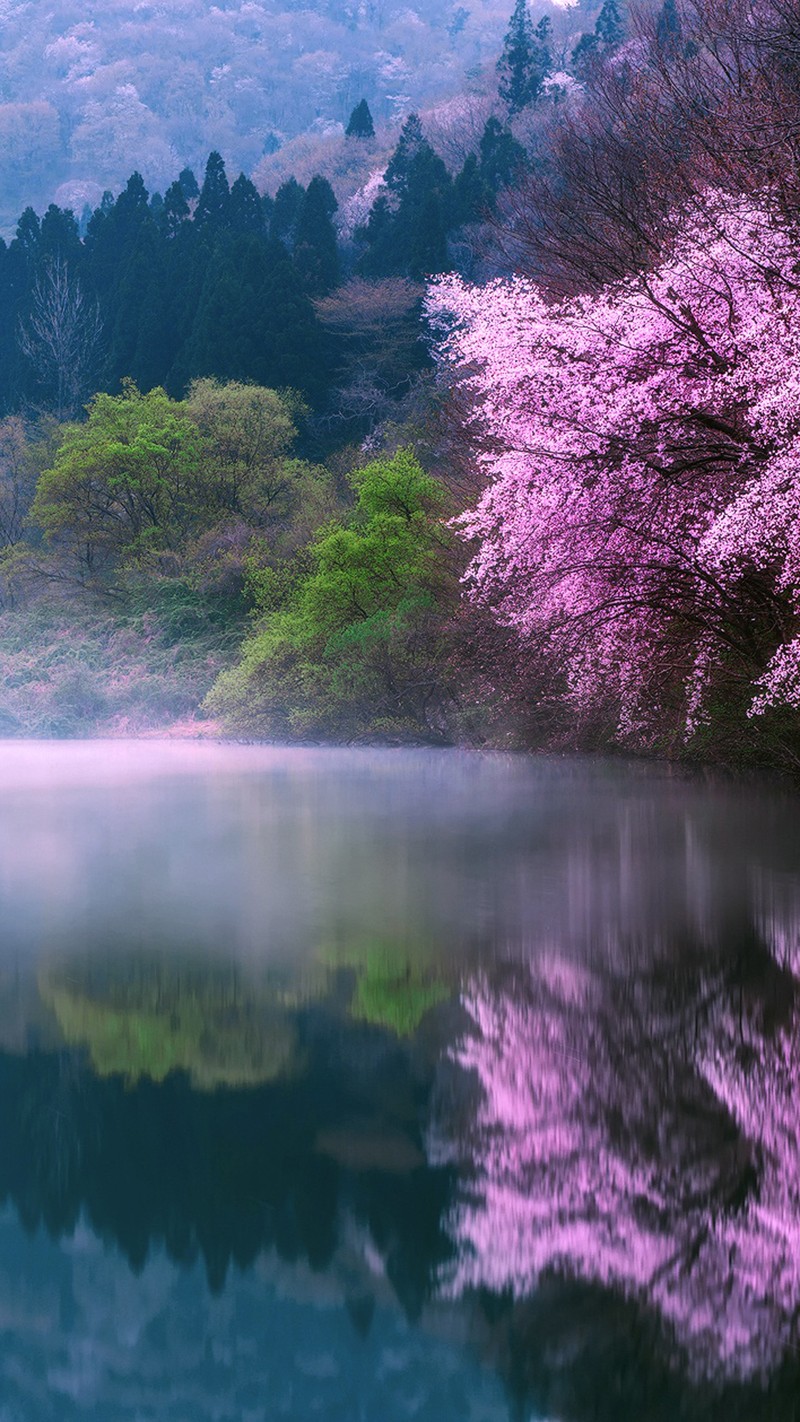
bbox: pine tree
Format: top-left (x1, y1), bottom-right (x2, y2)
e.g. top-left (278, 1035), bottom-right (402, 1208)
top-left (195, 152), bottom-right (231, 232)
top-left (656, 0), bottom-right (682, 54)
top-left (271, 178), bottom-right (306, 250)
top-left (293, 176), bottom-right (340, 296)
top-left (113, 173), bottom-right (150, 245)
top-left (229, 174), bottom-right (266, 236)
top-left (573, 0), bottom-right (625, 69)
top-left (356, 194), bottom-right (396, 278)
top-left (384, 114), bottom-right (425, 196)
top-left (452, 154), bottom-right (491, 226)
top-left (37, 205), bottom-right (82, 267)
top-left (497, 0), bottom-right (551, 113)
top-left (479, 117), bottom-right (526, 193)
top-left (595, 0), bottom-right (624, 47)
top-left (346, 100), bottom-right (375, 139)
top-left (408, 191), bottom-right (448, 279)
top-left (162, 181), bottom-right (190, 238)
top-left (178, 168), bottom-right (200, 201)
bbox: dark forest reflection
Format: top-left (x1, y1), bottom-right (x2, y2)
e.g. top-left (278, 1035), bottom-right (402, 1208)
top-left (2, 744), bottom-right (800, 1419)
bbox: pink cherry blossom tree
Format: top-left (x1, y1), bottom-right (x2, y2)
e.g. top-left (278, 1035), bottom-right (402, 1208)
top-left (427, 193), bottom-right (800, 748)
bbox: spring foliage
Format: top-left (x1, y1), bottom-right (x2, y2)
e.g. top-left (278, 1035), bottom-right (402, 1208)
top-left (206, 448), bottom-right (458, 741)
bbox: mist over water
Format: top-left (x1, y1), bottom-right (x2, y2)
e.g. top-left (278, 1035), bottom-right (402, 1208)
top-left (1, 741), bottom-right (800, 1419)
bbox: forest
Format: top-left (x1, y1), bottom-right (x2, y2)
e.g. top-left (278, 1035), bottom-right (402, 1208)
top-left (3, 0), bottom-right (800, 769)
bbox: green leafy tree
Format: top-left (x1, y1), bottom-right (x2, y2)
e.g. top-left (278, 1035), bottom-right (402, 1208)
top-left (206, 448), bottom-right (458, 739)
top-left (184, 378), bottom-right (299, 522)
top-left (30, 381), bottom-right (203, 583)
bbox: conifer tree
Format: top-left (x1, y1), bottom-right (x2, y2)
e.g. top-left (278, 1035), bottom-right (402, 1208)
top-left (346, 100), bottom-right (375, 139)
top-left (293, 176), bottom-right (340, 296)
top-left (497, 1), bottom-right (551, 113)
top-left (656, 0), bottom-right (682, 54)
top-left (178, 168), bottom-right (200, 201)
top-left (479, 117), bottom-right (526, 193)
top-left (162, 181), bottom-right (190, 238)
top-left (195, 152), bottom-right (231, 232)
top-left (271, 178), bottom-right (306, 250)
top-left (595, 0), bottom-right (624, 47)
top-left (229, 174), bottom-right (266, 236)
top-left (452, 154), bottom-right (490, 226)
top-left (384, 114), bottom-right (425, 196)
top-left (573, 0), bottom-right (625, 70)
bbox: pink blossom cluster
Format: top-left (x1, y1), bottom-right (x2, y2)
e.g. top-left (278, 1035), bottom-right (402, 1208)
top-left (427, 195), bottom-right (800, 734)
top-left (436, 937), bottom-right (800, 1377)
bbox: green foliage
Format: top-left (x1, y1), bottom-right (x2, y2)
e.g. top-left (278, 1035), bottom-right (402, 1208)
top-left (29, 378), bottom-right (315, 586)
top-left (31, 381), bottom-right (203, 581)
top-left (206, 448), bottom-right (458, 740)
top-left (320, 938), bottom-right (449, 1036)
top-left (41, 958), bottom-right (301, 1087)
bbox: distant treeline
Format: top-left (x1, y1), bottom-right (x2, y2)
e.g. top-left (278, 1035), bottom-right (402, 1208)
top-left (0, 112), bottom-right (524, 431)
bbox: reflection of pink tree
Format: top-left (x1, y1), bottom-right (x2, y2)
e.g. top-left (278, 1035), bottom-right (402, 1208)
top-left (438, 939), bottom-right (800, 1377)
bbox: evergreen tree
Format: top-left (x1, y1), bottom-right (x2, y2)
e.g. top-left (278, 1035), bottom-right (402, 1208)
top-left (162, 181), bottom-right (190, 238)
top-left (113, 173), bottom-right (150, 244)
top-left (384, 114), bottom-right (425, 196)
top-left (497, 1), bottom-right (551, 113)
top-left (479, 117), bottom-right (526, 193)
top-left (229, 174), bottom-right (266, 236)
top-left (178, 168), bottom-right (200, 201)
top-left (360, 142), bottom-right (453, 279)
top-left (14, 208), bottom-right (40, 257)
top-left (356, 194), bottom-right (396, 278)
top-left (656, 0), bottom-right (682, 54)
top-left (195, 152), bottom-right (231, 232)
top-left (571, 30), bottom-right (599, 69)
top-left (573, 0), bottom-right (625, 70)
top-left (346, 100), bottom-right (375, 139)
top-left (271, 178), bottom-right (305, 250)
top-left (293, 176), bottom-right (340, 296)
top-left (37, 206), bottom-right (82, 267)
top-left (182, 237), bottom-right (329, 406)
top-left (452, 154), bottom-right (491, 226)
top-left (595, 0), bottom-right (624, 47)
top-left (107, 223), bottom-right (162, 388)
top-left (408, 190), bottom-right (448, 279)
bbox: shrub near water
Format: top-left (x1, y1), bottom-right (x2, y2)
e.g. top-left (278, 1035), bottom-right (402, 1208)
top-left (206, 448), bottom-right (461, 742)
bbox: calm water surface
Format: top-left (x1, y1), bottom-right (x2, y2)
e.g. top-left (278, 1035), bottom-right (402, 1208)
top-left (1, 740), bottom-right (800, 1420)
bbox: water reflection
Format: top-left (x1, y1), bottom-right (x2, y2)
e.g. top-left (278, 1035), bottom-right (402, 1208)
top-left (1, 743), bottom-right (800, 1417)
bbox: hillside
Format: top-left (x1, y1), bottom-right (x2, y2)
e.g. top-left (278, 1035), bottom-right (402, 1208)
top-left (0, 0), bottom-right (583, 234)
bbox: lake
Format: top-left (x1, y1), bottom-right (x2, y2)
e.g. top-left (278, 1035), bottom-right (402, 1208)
top-left (0, 740), bottom-right (799, 1420)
